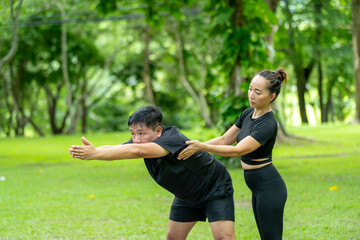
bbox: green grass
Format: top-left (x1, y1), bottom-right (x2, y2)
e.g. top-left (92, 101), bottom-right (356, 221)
top-left (0, 124), bottom-right (359, 239)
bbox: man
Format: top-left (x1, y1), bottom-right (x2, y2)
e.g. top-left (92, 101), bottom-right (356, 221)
top-left (69, 106), bottom-right (235, 240)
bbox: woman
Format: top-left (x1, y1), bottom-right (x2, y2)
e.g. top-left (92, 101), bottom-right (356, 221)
top-left (178, 68), bottom-right (288, 240)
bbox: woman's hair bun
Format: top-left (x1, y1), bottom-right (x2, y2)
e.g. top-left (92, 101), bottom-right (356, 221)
top-left (275, 67), bottom-right (287, 84)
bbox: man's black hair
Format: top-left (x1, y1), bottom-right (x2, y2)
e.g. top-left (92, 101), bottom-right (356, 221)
top-left (127, 105), bottom-right (163, 130)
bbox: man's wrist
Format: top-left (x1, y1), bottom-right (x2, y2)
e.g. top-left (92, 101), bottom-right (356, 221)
top-left (201, 142), bottom-right (208, 152)
top-left (91, 148), bottom-right (102, 160)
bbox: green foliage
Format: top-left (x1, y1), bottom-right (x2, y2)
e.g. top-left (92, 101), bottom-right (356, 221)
top-left (89, 96), bottom-right (131, 132)
top-left (96, 0), bottom-right (118, 15)
top-left (0, 0), bottom-right (357, 136)
top-left (216, 87), bottom-right (249, 131)
top-left (0, 125), bottom-right (359, 239)
top-left (0, 8), bottom-right (107, 136)
top-left (205, 0), bottom-right (276, 75)
top-left (113, 53), bottom-right (146, 88)
top-left (18, 23), bottom-right (104, 86)
top-left (201, 0), bottom-right (279, 131)
top-left (274, 0), bottom-right (354, 124)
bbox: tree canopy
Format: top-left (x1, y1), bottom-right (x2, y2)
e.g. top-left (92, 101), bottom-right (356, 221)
top-left (0, 0), bottom-right (358, 137)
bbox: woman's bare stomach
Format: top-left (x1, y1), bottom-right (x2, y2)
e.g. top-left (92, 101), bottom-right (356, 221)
top-left (241, 158), bottom-right (272, 170)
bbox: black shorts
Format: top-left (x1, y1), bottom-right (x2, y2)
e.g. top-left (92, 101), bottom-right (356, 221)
top-left (169, 195), bottom-right (235, 223)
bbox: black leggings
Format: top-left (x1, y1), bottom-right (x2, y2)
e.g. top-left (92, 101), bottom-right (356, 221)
top-left (244, 163), bottom-right (287, 240)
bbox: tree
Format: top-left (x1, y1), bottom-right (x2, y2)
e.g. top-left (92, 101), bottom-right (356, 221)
top-left (0, 0), bottom-right (43, 136)
top-left (97, 0), bottom-right (159, 106)
top-left (142, 24), bottom-right (156, 106)
top-left (55, 0), bottom-right (76, 134)
top-left (313, 0), bottom-right (325, 122)
top-left (166, 19), bottom-right (216, 127)
top-left (263, 0), bottom-right (293, 142)
top-left (0, 0), bottom-right (23, 70)
top-left (205, 0), bottom-right (277, 129)
top-left (96, 0), bottom-right (217, 126)
top-left (282, 0), bottom-right (317, 124)
top-left (7, 12), bottom-right (105, 135)
top-left (352, 0), bottom-right (360, 123)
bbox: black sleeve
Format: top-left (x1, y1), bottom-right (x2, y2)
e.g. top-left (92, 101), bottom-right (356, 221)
top-left (151, 127), bottom-right (189, 156)
top-left (235, 108), bottom-right (252, 128)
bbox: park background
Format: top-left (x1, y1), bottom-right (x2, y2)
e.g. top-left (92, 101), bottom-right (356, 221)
top-left (1, 0), bottom-right (360, 239)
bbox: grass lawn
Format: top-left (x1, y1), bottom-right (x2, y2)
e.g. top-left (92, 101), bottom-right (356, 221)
top-left (0, 124), bottom-right (359, 239)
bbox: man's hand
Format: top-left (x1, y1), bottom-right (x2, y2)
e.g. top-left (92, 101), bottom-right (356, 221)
top-left (177, 140), bottom-right (204, 160)
top-left (69, 137), bottom-right (97, 160)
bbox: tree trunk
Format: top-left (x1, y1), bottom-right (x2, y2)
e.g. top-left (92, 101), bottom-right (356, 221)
top-left (56, 1), bottom-right (80, 134)
top-left (174, 23), bottom-right (215, 127)
top-left (264, 0), bottom-right (291, 141)
top-left (44, 85), bottom-right (62, 134)
top-left (81, 79), bottom-right (87, 134)
top-left (313, 0), bottom-right (326, 123)
top-left (77, 41), bottom-right (128, 134)
top-left (143, 25), bottom-right (156, 106)
top-left (283, 0), bottom-right (316, 124)
top-left (318, 61), bottom-right (326, 122)
top-left (1, 77), bottom-right (13, 136)
top-left (264, 0), bottom-right (279, 58)
top-left (227, 0), bottom-right (245, 97)
top-left (229, 56), bottom-right (243, 97)
top-left (352, 0), bottom-right (360, 123)
top-left (325, 79), bottom-right (336, 122)
top-left (296, 70), bottom-right (309, 124)
top-left (57, 1), bottom-right (72, 109)
top-left (3, 71), bottom-right (44, 136)
top-left (0, 0), bottom-right (23, 136)
top-left (0, 0), bottom-right (23, 71)
top-left (11, 60), bottom-right (26, 136)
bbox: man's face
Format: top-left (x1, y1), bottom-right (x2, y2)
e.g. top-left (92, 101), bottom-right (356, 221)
top-left (130, 123), bottom-right (162, 143)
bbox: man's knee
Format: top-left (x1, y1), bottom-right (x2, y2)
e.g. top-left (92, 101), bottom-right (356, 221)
top-left (166, 232), bottom-right (179, 240)
top-left (213, 232), bottom-right (235, 240)
top-left (210, 220), bottom-right (235, 240)
top-left (166, 231), bottom-right (188, 240)
top-left (166, 220), bottom-right (196, 240)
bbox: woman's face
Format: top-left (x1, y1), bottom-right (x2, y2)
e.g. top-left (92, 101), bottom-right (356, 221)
top-left (248, 75), bottom-right (276, 109)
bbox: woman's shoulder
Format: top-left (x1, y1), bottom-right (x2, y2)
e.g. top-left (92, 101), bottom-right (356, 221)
top-left (235, 108), bottom-right (254, 127)
top-left (244, 108), bottom-right (254, 114)
top-left (257, 112), bottom-right (278, 130)
top-left (240, 108), bottom-right (254, 117)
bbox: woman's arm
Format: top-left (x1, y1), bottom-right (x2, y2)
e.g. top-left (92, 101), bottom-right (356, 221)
top-left (69, 137), bottom-right (170, 160)
top-left (177, 124), bottom-right (240, 160)
top-left (178, 136), bottom-right (261, 160)
top-left (204, 124), bottom-right (240, 145)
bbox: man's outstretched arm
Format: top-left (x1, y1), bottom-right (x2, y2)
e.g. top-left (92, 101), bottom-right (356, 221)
top-left (69, 137), bottom-right (170, 160)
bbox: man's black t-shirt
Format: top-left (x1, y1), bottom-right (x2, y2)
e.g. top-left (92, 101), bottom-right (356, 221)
top-left (126, 126), bottom-right (233, 205)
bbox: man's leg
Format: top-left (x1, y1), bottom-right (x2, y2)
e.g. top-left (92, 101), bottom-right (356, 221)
top-left (210, 220), bottom-right (235, 240)
top-left (166, 220), bottom-right (197, 240)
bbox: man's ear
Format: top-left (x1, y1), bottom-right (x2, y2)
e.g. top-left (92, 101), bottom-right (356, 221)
top-left (155, 125), bottom-right (163, 138)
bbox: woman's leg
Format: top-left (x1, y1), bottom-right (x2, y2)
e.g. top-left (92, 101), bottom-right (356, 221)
top-left (251, 193), bottom-right (263, 239)
top-left (253, 178), bottom-right (287, 240)
top-left (245, 165), bottom-right (287, 240)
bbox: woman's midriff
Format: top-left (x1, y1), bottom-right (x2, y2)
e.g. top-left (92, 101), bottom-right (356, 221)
top-left (241, 158), bottom-right (272, 170)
